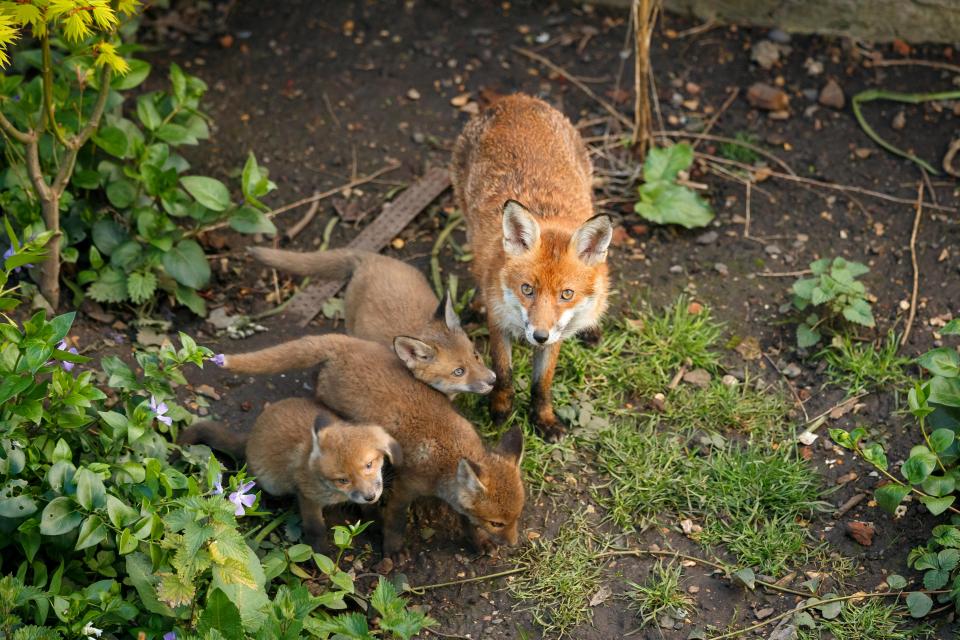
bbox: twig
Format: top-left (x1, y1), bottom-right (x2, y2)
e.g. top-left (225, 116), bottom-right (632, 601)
top-left (691, 87), bottom-right (739, 152)
top-left (511, 46), bottom-right (632, 129)
top-left (944, 137), bottom-right (960, 178)
top-left (835, 492), bottom-right (866, 518)
top-left (743, 180), bottom-right (751, 239)
top-left (867, 58), bottom-right (960, 75)
top-left (656, 130), bottom-right (797, 175)
top-left (405, 567), bottom-right (526, 595)
top-left (674, 19), bottom-right (718, 38)
top-left (804, 393), bottom-right (869, 427)
top-left (322, 92), bottom-right (340, 127)
top-left (285, 191), bottom-right (322, 240)
top-left (899, 181), bottom-right (924, 349)
top-left (763, 353), bottom-right (809, 422)
top-left (756, 270), bottom-right (812, 277)
top-left (667, 364), bottom-right (688, 391)
top-left (425, 628), bottom-right (471, 640)
top-left (200, 161), bottom-right (401, 234)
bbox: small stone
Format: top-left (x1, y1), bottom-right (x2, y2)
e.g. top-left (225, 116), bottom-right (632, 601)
top-left (195, 384), bottom-right (221, 401)
top-left (819, 79), bottom-right (845, 109)
top-left (450, 93), bottom-right (471, 107)
top-left (891, 110), bottom-right (906, 130)
top-left (685, 81), bottom-right (702, 95)
top-left (804, 57), bottom-right (824, 76)
top-left (768, 28), bottom-right (791, 43)
top-left (683, 368), bottom-right (712, 388)
top-left (854, 148), bottom-right (872, 159)
top-left (714, 262), bottom-right (729, 276)
top-left (651, 393), bottom-right (667, 412)
top-left (374, 557), bottom-right (394, 575)
top-left (658, 614), bottom-right (677, 630)
top-left (696, 230), bottom-right (719, 245)
top-left (391, 238), bottom-right (405, 250)
top-left (751, 40), bottom-right (782, 70)
top-left (747, 83), bottom-right (789, 111)
top-left (669, 264), bottom-right (684, 274)
top-left (406, 88), bottom-right (421, 100)
top-left (721, 374), bottom-right (739, 387)
top-left (411, 131), bottom-right (426, 144)
top-left (755, 607), bottom-right (775, 620)
top-left (782, 363), bottom-right (802, 378)
top-left (764, 244), bottom-right (782, 256)
top-left (802, 88), bottom-right (819, 101)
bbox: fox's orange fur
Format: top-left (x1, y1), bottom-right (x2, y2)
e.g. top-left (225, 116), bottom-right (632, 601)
top-left (222, 335), bottom-right (525, 554)
top-left (247, 247), bottom-right (496, 396)
top-left (178, 397), bottom-right (399, 551)
top-left (451, 94), bottom-right (613, 440)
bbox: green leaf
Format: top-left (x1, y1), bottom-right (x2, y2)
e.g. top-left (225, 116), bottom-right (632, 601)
top-left (198, 588), bottom-right (244, 638)
top-left (902, 452), bottom-right (937, 484)
top-left (110, 241), bottom-right (142, 272)
top-left (635, 182), bottom-right (714, 229)
top-left (860, 443), bottom-right (888, 471)
top-left (906, 591), bottom-right (933, 618)
top-left (920, 494), bottom-right (955, 516)
top-left (40, 497), bottom-right (83, 536)
top-left (922, 473), bottom-right (956, 497)
top-left (136, 94), bottom-right (162, 131)
top-left (0, 493), bottom-right (37, 519)
top-left (731, 567), bottom-right (755, 590)
top-left (942, 319), bottom-right (960, 335)
top-left (842, 298), bottom-right (875, 327)
top-left (91, 220), bottom-right (128, 256)
top-left (930, 376), bottom-right (960, 408)
top-left (170, 63), bottom-right (187, 102)
top-left (886, 574), bottom-right (907, 590)
top-left (796, 323), bottom-right (821, 348)
top-left (930, 428), bottom-right (956, 453)
top-left (106, 495), bottom-right (138, 528)
top-left (106, 179), bottom-right (137, 208)
top-left (939, 548), bottom-right (959, 571)
top-left (113, 59), bottom-right (151, 90)
top-left (918, 348), bottom-right (960, 378)
top-left (875, 484), bottom-right (910, 513)
top-left (117, 528), bottom-right (138, 555)
top-left (643, 143), bottom-right (694, 182)
top-left (792, 278), bottom-right (817, 301)
top-left (93, 125), bottom-right (128, 158)
top-left (175, 284), bottom-right (207, 316)
top-left (162, 240), bottom-right (210, 289)
top-left (156, 123), bottom-right (198, 146)
top-left (75, 514), bottom-right (107, 550)
top-left (286, 544), bottom-right (313, 563)
top-left (127, 271), bottom-right (157, 305)
top-left (74, 468), bottom-right (107, 511)
top-left (87, 268), bottom-right (128, 304)
top-left (229, 205), bottom-right (277, 235)
top-left (241, 152), bottom-right (277, 206)
top-left (181, 176), bottom-right (231, 212)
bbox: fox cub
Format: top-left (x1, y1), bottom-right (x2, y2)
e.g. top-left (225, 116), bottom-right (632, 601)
top-left (222, 334), bottom-right (525, 555)
top-left (452, 94), bottom-right (613, 441)
top-left (179, 397), bottom-right (400, 551)
top-left (249, 247), bottom-right (496, 396)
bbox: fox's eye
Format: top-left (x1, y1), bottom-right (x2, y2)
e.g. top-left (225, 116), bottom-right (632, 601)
top-left (366, 461), bottom-right (373, 470)
top-left (561, 289), bottom-right (575, 301)
top-left (520, 283), bottom-right (534, 297)
top-left (488, 520), bottom-right (505, 529)
top-left (453, 367), bottom-right (465, 377)
top-left (336, 478), bottom-right (349, 485)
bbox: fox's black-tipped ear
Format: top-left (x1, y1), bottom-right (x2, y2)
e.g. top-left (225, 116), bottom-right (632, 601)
top-left (379, 431), bottom-right (403, 466)
top-left (502, 200), bottom-right (540, 256)
top-left (434, 290), bottom-right (462, 331)
top-left (457, 458), bottom-right (487, 495)
top-left (496, 424), bottom-right (524, 465)
top-left (393, 336), bottom-right (437, 368)
top-left (311, 412), bottom-right (335, 461)
top-left (572, 214), bottom-right (613, 266)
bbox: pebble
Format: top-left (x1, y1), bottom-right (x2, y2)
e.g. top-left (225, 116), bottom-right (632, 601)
top-left (783, 363), bottom-right (802, 378)
top-left (411, 131), bottom-right (426, 144)
top-left (721, 374), bottom-right (739, 387)
top-left (714, 262), bottom-right (729, 276)
top-left (818, 79), bottom-right (845, 109)
top-left (747, 83), bottom-right (790, 111)
top-left (764, 244), bottom-right (782, 256)
top-left (755, 607), bottom-right (775, 619)
top-left (669, 264), bottom-right (684, 274)
top-left (768, 28), bottom-right (791, 43)
top-left (696, 230), bottom-right (719, 245)
top-left (406, 88), bottom-right (421, 100)
top-left (892, 110), bottom-right (906, 130)
top-left (802, 88), bottom-right (819, 102)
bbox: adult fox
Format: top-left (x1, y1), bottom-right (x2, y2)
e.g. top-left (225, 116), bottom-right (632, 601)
top-left (452, 94), bottom-right (613, 441)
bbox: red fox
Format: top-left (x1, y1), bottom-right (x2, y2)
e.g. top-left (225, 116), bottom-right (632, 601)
top-left (179, 397), bottom-right (399, 551)
top-left (249, 247), bottom-right (496, 396)
top-left (222, 334), bottom-right (525, 555)
top-left (451, 94), bottom-right (613, 441)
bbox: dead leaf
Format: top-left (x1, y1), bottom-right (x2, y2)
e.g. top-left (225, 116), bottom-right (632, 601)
top-left (735, 336), bottom-right (762, 361)
top-left (746, 83), bottom-right (789, 111)
top-left (137, 327), bottom-right (169, 348)
top-left (797, 431), bottom-right (818, 446)
top-left (589, 585), bottom-right (612, 607)
top-left (683, 368), bottom-right (712, 388)
top-left (829, 397), bottom-right (859, 419)
top-left (687, 301), bottom-right (704, 315)
top-left (846, 521), bottom-right (875, 546)
top-left (892, 39), bottom-right (911, 56)
top-left (195, 384), bottom-right (221, 401)
top-left (450, 93), bottom-right (471, 107)
top-left (605, 88), bottom-right (630, 104)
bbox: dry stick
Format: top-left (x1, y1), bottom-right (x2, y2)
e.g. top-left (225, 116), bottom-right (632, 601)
top-left (511, 46), bottom-right (632, 129)
top-left (944, 137), bottom-right (960, 177)
top-left (867, 58), bottom-right (960, 75)
top-left (655, 130), bottom-right (797, 176)
top-left (804, 393), bottom-right (868, 427)
top-left (835, 492), bottom-right (866, 518)
top-left (200, 161), bottom-right (401, 234)
top-left (763, 353), bottom-right (809, 422)
top-left (406, 567), bottom-right (527, 595)
top-left (899, 181), bottom-right (924, 349)
top-left (756, 270), bottom-right (812, 277)
top-left (691, 87), bottom-right (740, 152)
top-left (743, 180), bottom-right (751, 239)
top-left (285, 191), bottom-right (322, 240)
top-left (631, 0), bottom-right (658, 154)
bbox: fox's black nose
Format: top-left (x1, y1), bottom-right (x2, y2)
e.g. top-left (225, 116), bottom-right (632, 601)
top-left (486, 372), bottom-right (497, 384)
top-left (364, 493), bottom-right (377, 503)
top-left (533, 330), bottom-right (549, 344)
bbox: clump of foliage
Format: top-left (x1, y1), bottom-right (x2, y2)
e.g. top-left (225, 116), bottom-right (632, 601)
top-left (831, 320), bottom-right (960, 619)
top-left (626, 561), bottom-right (693, 630)
top-left (0, 2), bottom-right (277, 314)
top-left (718, 131), bottom-right (761, 164)
top-left (819, 331), bottom-right (911, 395)
top-left (0, 233), bottom-right (433, 638)
top-left (791, 257), bottom-right (875, 348)
top-left (635, 142), bottom-right (714, 229)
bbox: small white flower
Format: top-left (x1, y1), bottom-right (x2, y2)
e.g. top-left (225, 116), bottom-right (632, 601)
top-left (83, 623), bottom-right (103, 638)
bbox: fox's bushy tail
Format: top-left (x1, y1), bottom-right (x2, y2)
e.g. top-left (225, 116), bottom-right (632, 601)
top-left (248, 247), bottom-right (369, 280)
top-left (178, 421), bottom-right (248, 459)
top-left (222, 335), bottom-right (332, 375)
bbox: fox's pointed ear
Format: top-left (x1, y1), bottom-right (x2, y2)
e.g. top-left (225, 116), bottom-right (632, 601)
top-left (310, 413), bottom-right (333, 463)
top-left (496, 425), bottom-right (524, 465)
top-left (393, 336), bottom-right (436, 368)
top-left (572, 214), bottom-right (613, 266)
top-left (502, 200), bottom-right (540, 256)
top-left (434, 290), bottom-right (462, 331)
top-left (457, 458), bottom-right (487, 496)
top-left (377, 429), bottom-right (403, 466)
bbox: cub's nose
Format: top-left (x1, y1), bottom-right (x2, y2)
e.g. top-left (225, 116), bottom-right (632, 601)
top-left (485, 371), bottom-right (497, 385)
top-left (363, 493), bottom-right (377, 503)
top-left (533, 330), bottom-right (549, 344)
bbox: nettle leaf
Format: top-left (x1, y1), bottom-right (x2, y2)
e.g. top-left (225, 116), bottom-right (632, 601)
top-left (635, 182), bottom-right (714, 229)
top-left (181, 176), bottom-right (231, 212)
top-left (918, 347), bottom-right (960, 378)
top-left (643, 143), bottom-right (694, 183)
top-left (842, 298), bottom-right (875, 327)
top-left (127, 271), bottom-right (157, 305)
top-left (229, 205), bottom-right (277, 235)
top-left (906, 591), bottom-right (933, 618)
top-left (796, 323), bottom-right (821, 349)
top-left (875, 483), bottom-right (910, 513)
top-left (933, 525), bottom-right (960, 548)
top-left (792, 277), bottom-right (817, 301)
top-left (162, 240), bottom-right (211, 289)
top-left (87, 268), bottom-right (129, 304)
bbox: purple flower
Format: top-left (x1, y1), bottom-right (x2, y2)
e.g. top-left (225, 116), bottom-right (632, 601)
top-left (212, 474), bottom-right (224, 495)
top-left (208, 353), bottom-right (226, 367)
top-left (149, 395), bottom-right (173, 426)
top-left (228, 481), bottom-right (256, 516)
top-left (57, 340), bottom-right (79, 371)
top-left (163, 633), bottom-right (176, 640)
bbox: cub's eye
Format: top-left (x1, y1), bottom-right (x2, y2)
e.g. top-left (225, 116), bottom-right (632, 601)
top-left (488, 520), bottom-right (505, 529)
top-left (336, 478), bottom-right (350, 485)
top-left (365, 461), bottom-right (373, 470)
top-left (453, 367), bottom-right (465, 377)
top-left (520, 283), bottom-right (534, 297)
top-left (560, 289), bottom-right (575, 301)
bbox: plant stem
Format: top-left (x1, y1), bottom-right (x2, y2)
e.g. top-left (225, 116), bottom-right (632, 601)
top-left (40, 35), bottom-right (68, 147)
top-left (431, 214), bottom-right (462, 298)
top-left (852, 443), bottom-right (960, 515)
top-left (405, 567), bottom-right (527, 595)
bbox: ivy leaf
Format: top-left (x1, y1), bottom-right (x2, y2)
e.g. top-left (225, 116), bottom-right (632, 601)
top-left (918, 348), bottom-right (960, 378)
top-left (181, 176), bottom-right (231, 212)
top-left (75, 514), bottom-right (108, 550)
top-left (162, 240), bottom-right (210, 289)
top-left (874, 484), bottom-right (910, 513)
top-left (229, 205), bottom-right (277, 235)
top-left (906, 592), bottom-right (933, 618)
top-left (87, 268), bottom-right (129, 304)
top-left (127, 271), bottom-right (157, 305)
top-left (40, 497), bottom-right (83, 536)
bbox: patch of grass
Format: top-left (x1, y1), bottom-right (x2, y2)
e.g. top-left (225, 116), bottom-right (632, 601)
top-left (508, 513), bottom-right (606, 638)
top-left (819, 331), bottom-right (911, 395)
top-left (718, 131), bottom-right (762, 164)
top-left (663, 375), bottom-right (791, 438)
top-left (797, 599), bottom-right (929, 640)
top-left (626, 560), bottom-right (694, 629)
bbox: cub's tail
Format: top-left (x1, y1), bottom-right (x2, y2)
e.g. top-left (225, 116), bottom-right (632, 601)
top-left (248, 247), bottom-right (370, 281)
top-left (178, 421), bottom-right (248, 459)
top-left (222, 335), bottom-right (334, 375)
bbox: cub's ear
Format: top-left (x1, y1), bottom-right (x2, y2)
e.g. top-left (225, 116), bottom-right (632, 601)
top-left (571, 214), bottom-right (613, 266)
top-left (393, 336), bottom-right (437, 368)
top-left (456, 458), bottom-right (487, 496)
top-left (435, 290), bottom-right (462, 331)
top-left (502, 200), bottom-right (540, 256)
top-left (375, 428), bottom-right (403, 466)
top-left (496, 424), bottom-right (524, 465)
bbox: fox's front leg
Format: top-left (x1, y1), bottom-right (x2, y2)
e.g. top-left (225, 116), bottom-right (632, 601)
top-left (488, 322), bottom-right (514, 425)
top-left (381, 482), bottom-right (414, 559)
top-left (298, 493), bottom-right (332, 554)
top-left (531, 342), bottom-right (565, 441)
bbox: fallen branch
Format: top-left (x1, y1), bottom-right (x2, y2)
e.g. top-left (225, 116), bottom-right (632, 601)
top-left (285, 191), bottom-right (322, 240)
top-left (867, 58), bottom-right (960, 75)
top-left (899, 181), bottom-right (924, 349)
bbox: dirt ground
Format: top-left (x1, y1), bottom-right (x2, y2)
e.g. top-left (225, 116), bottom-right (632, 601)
top-left (59, 1), bottom-right (960, 637)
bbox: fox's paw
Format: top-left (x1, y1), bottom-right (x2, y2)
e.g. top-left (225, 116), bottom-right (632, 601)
top-left (577, 326), bottom-right (603, 348)
top-left (533, 412), bottom-right (567, 443)
top-left (489, 389), bottom-right (515, 425)
top-left (470, 527), bottom-right (498, 555)
top-left (382, 531), bottom-right (406, 558)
